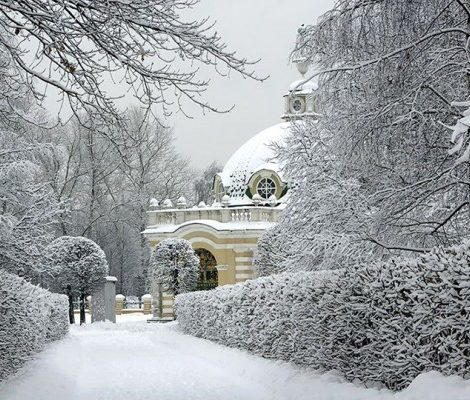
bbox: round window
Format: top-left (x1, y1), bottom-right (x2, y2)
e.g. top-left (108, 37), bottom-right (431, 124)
top-left (257, 178), bottom-right (276, 199)
top-left (290, 97), bottom-right (305, 113)
top-left (293, 98), bottom-right (302, 112)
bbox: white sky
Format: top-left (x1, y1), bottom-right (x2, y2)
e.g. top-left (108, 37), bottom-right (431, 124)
top-left (170, 0), bottom-right (335, 169)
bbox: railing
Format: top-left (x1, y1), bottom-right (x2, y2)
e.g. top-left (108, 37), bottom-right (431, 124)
top-left (147, 206), bottom-right (282, 227)
top-left (195, 281), bottom-right (218, 291)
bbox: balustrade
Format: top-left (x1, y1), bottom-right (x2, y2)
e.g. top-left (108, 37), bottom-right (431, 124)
top-left (148, 206), bottom-right (281, 226)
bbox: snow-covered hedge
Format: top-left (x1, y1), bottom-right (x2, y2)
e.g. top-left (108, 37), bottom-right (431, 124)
top-left (176, 240), bottom-right (470, 390)
top-left (0, 270), bottom-right (69, 382)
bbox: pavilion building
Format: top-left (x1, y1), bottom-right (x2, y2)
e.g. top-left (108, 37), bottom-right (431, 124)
top-left (143, 61), bottom-right (317, 291)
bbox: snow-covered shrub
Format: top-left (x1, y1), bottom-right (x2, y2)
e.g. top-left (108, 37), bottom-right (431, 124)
top-left (0, 270), bottom-right (69, 382)
top-left (149, 238), bottom-right (199, 295)
top-left (332, 241), bottom-right (470, 389)
top-left (176, 240), bottom-right (470, 390)
top-left (47, 236), bottom-right (109, 324)
top-left (253, 226), bottom-right (289, 277)
top-left (176, 269), bottom-right (339, 366)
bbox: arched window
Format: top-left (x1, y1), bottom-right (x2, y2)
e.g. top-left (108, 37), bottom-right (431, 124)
top-left (195, 248), bottom-right (218, 290)
top-left (257, 177), bottom-right (276, 199)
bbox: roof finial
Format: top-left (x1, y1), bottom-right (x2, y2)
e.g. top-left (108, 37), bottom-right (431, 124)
top-left (292, 24), bottom-right (310, 77)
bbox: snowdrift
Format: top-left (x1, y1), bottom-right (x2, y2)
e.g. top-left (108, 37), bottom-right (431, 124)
top-left (176, 240), bottom-right (470, 390)
top-left (0, 270), bottom-right (69, 381)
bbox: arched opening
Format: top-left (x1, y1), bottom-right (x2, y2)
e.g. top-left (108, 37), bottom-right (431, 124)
top-left (195, 248), bottom-right (218, 290)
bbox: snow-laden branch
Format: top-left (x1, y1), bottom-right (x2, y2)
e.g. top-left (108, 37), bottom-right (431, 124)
top-left (0, 0), bottom-right (266, 123)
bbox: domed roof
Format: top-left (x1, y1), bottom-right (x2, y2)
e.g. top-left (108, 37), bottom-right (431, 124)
top-left (219, 122), bottom-right (290, 199)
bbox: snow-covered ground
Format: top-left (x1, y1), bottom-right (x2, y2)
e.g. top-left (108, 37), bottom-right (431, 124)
top-left (0, 318), bottom-right (469, 400)
top-left (72, 311), bottom-right (149, 324)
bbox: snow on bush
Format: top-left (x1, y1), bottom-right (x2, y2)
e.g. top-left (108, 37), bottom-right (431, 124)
top-left (0, 270), bottom-right (69, 382)
top-left (149, 238), bottom-right (199, 295)
top-left (48, 236), bottom-right (109, 324)
top-left (176, 240), bottom-right (470, 391)
top-left (48, 236), bottom-right (109, 296)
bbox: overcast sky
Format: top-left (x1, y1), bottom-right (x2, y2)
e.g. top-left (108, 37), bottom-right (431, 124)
top-left (167, 0), bottom-right (335, 170)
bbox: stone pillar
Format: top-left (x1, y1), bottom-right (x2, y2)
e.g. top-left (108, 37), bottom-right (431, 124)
top-left (162, 292), bottom-right (175, 319)
top-left (152, 283), bottom-right (163, 319)
top-left (91, 276), bottom-right (117, 323)
top-left (147, 282), bottom-right (173, 322)
top-left (86, 295), bottom-right (92, 313)
top-left (115, 294), bottom-right (125, 315)
top-left (142, 294), bottom-right (152, 315)
top-left (104, 276), bottom-right (117, 323)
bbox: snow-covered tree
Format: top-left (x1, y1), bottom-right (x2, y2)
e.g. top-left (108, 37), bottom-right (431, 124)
top-left (0, 34), bottom-right (60, 280)
top-left (0, 0), bottom-right (263, 124)
top-left (264, 0), bottom-right (470, 274)
top-left (193, 161), bottom-right (223, 205)
top-left (48, 236), bottom-right (108, 324)
top-left (38, 108), bottom-right (192, 295)
top-left (303, 0), bottom-right (470, 247)
top-left (149, 238), bottom-right (199, 295)
top-left (113, 107), bottom-right (192, 292)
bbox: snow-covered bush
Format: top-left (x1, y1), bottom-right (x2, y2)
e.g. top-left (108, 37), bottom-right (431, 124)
top-left (253, 225), bottom-right (290, 277)
top-left (0, 270), bottom-right (69, 382)
top-left (149, 238), bottom-right (199, 295)
top-left (48, 236), bottom-right (109, 324)
top-left (176, 240), bottom-right (470, 390)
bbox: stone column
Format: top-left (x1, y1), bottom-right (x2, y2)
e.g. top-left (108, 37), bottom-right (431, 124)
top-left (91, 275), bottom-right (117, 323)
top-left (162, 292), bottom-right (175, 319)
top-left (152, 283), bottom-right (163, 319)
top-left (86, 295), bottom-right (92, 314)
top-left (104, 276), bottom-right (117, 323)
top-left (142, 294), bottom-right (152, 315)
top-left (115, 294), bottom-right (125, 315)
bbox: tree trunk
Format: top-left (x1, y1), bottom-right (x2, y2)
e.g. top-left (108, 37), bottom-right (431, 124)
top-left (172, 268), bottom-right (179, 296)
top-left (66, 285), bottom-right (75, 324)
top-left (80, 292), bottom-right (86, 325)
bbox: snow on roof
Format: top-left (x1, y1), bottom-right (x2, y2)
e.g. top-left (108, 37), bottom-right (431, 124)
top-left (289, 79), bottom-right (318, 93)
top-left (143, 219), bottom-right (275, 235)
top-left (219, 122), bottom-right (291, 196)
top-left (251, 161), bottom-right (285, 182)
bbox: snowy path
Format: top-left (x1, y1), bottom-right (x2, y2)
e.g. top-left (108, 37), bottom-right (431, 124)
top-left (1, 319), bottom-right (469, 400)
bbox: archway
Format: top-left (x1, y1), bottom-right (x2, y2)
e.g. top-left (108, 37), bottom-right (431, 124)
top-left (194, 248), bottom-right (218, 290)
